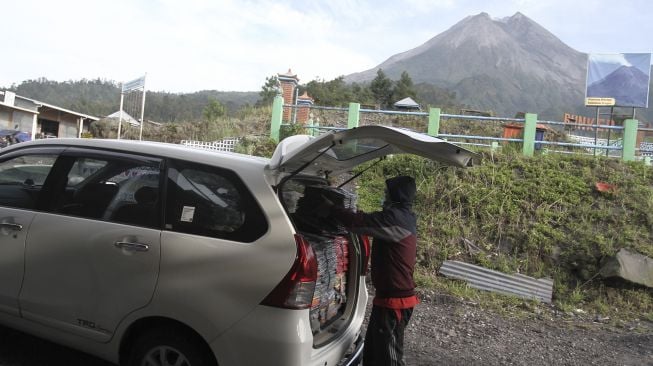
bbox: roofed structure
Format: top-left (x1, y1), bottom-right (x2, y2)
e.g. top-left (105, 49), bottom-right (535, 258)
top-left (0, 90), bottom-right (99, 139)
top-left (393, 97), bottom-right (421, 110)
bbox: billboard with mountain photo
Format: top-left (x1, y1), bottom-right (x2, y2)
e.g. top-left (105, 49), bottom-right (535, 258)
top-left (585, 53), bottom-right (651, 108)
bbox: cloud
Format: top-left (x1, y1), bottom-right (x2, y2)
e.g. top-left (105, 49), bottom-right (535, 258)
top-left (589, 54), bottom-right (633, 67)
top-left (1, 0), bottom-right (650, 92)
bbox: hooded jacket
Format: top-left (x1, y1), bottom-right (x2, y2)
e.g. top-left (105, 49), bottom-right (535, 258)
top-left (331, 176), bottom-right (417, 298)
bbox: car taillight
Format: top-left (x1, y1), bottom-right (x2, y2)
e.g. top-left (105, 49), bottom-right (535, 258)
top-left (359, 235), bottom-right (371, 275)
top-left (261, 234), bottom-right (317, 309)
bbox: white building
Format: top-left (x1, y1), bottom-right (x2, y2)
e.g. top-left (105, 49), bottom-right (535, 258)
top-left (0, 90), bottom-right (99, 139)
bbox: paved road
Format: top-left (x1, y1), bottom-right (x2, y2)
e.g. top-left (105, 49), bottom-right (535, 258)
top-left (0, 325), bottom-right (113, 366)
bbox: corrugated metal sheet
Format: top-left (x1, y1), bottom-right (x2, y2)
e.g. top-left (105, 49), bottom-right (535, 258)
top-left (439, 260), bottom-right (553, 303)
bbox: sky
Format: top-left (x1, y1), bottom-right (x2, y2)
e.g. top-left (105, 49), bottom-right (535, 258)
top-left (1, 0), bottom-right (651, 93)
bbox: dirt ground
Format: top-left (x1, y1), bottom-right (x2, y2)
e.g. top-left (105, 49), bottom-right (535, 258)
top-left (403, 290), bottom-right (653, 366)
top-left (1, 290), bottom-right (651, 366)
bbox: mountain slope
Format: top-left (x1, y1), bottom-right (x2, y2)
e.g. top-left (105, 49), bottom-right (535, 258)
top-left (588, 66), bottom-right (650, 107)
top-left (345, 12), bottom-right (589, 119)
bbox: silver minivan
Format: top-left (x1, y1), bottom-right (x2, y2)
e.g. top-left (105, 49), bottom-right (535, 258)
top-left (0, 126), bottom-right (473, 366)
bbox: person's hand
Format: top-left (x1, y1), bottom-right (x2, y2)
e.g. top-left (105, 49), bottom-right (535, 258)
top-left (315, 195), bottom-right (334, 218)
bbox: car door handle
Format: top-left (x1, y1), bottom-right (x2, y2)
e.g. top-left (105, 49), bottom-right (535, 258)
top-left (0, 223), bottom-right (23, 231)
top-left (114, 241), bottom-right (150, 252)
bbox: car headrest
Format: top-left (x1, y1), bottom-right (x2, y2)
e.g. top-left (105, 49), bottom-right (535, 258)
top-left (134, 186), bottom-right (158, 204)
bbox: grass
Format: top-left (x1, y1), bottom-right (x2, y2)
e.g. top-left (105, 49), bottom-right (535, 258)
top-left (355, 151), bottom-right (653, 322)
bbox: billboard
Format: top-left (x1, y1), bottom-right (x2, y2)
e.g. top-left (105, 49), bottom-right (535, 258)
top-left (585, 53), bottom-right (651, 108)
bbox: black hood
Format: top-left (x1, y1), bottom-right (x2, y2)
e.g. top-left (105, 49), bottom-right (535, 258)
top-left (385, 176), bottom-right (416, 206)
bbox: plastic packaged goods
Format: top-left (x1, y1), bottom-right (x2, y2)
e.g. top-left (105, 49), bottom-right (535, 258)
top-left (305, 232), bottom-right (352, 333)
top-left (290, 184), bottom-right (358, 334)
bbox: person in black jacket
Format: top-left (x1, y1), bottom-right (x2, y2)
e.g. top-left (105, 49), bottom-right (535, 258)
top-left (319, 175), bottom-right (418, 366)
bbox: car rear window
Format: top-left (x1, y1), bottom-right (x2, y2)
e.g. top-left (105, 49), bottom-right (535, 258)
top-left (164, 159), bottom-right (268, 242)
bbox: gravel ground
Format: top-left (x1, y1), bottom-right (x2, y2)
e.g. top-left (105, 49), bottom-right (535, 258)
top-left (403, 290), bottom-right (653, 366)
top-left (1, 290), bottom-right (651, 366)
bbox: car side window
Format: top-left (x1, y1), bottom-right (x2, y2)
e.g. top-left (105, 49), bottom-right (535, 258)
top-left (165, 159), bottom-right (268, 242)
top-left (0, 154), bottom-right (57, 209)
top-left (66, 158), bottom-right (107, 186)
top-left (51, 155), bottom-right (161, 228)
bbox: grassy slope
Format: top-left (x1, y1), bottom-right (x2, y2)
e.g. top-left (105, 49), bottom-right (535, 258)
top-left (354, 152), bottom-right (652, 320)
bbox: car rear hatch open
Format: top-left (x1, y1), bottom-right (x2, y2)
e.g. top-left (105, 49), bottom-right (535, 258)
top-left (267, 125), bottom-right (476, 182)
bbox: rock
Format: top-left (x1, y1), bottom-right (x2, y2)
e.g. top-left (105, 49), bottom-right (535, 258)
top-left (599, 248), bottom-right (653, 288)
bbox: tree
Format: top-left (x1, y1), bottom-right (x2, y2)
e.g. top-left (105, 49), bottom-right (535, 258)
top-left (304, 76), bottom-right (354, 106)
top-left (393, 71), bottom-right (417, 102)
top-left (203, 99), bottom-right (226, 121)
top-left (350, 82), bottom-right (374, 105)
top-left (257, 75), bottom-right (279, 106)
top-left (369, 69), bottom-right (393, 108)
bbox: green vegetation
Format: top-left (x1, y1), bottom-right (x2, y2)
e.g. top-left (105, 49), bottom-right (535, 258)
top-left (9, 78), bottom-right (259, 122)
top-left (354, 152), bottom-right (653, 321)
top-left (89, 104), bottom-right (272, 143)
top-left (6, 73), bottom-right (461, 127)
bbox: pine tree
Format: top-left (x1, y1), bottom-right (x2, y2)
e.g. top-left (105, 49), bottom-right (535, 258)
top-left (370, 69), bottom-right (393, 108)
top-left (257, 75), bottom-right (279, 106)
top-left (393, 71), bottom-right (417, 102)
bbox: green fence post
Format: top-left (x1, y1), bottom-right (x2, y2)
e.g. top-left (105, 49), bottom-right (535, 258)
top-left (348, 102), bottom-right (360, 129)
top-left (428, 107), bottom-right (440, 137)
top-left (522, 113), bottom-right (537, 157)
top-left (313, 121), bottom-right (320, 137)
top-left (307, 118), bottom-right (314, 137)
top-left (622, 119), bottom-right (638, 162)
top-left (270, 95), bottom-right (283, 142)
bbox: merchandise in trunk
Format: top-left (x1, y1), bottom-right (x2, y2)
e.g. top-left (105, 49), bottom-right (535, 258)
top-left (305, 233), bottom-right (350, 333)
top-left (292, 185), bottom-right (356, 333)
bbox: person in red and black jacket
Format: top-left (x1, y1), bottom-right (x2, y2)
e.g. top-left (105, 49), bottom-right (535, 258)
top-left (320, 175), bottom-right (418, 366)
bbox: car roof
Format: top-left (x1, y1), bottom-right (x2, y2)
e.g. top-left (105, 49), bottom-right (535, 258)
top-left (3, 138), bottom-right (270, 168)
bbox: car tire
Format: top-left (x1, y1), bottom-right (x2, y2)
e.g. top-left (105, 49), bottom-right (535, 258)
top-left (126, 326), bottom-right (216, 366)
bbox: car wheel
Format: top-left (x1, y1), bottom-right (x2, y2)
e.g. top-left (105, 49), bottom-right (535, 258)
top-left (126, 327), bottom-right (216, 366)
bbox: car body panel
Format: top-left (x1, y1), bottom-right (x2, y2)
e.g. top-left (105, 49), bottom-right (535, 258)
top-left (0, 208), bottom-right (35, 316)
top-left (211, 283), bottom-right (368, 366)
top-left (19, 215), bottom-right (161, 342)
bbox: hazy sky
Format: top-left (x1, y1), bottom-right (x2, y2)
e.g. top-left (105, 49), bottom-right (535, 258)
top-left (1, 0), bottom-right (651, 93)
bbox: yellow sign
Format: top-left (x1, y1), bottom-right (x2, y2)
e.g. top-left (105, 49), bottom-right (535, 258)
top-left (585, 97), bottom-right (616, 106)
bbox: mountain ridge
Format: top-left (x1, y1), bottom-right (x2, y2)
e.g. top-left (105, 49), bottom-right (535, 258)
top-left (345, 12), bottom-right (591, 119)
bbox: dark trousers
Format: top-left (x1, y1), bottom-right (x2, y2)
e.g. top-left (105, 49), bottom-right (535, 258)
top-left (363, 305), bottom-right (414, 366)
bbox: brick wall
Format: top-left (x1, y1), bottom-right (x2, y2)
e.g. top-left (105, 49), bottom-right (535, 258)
top-left (280, 82), bottom-right (295, 121)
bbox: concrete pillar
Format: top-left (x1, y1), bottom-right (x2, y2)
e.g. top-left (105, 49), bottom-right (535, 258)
top-left (270, 95), bottom-right (283, 142)
top-left (31, 114), bottom-right (38, 140)
top-left (622, 119), bottom-right (638, 161)
top-left (347, 103), bottom-right (360, 129)
top-left (522, 113), bottom-right (537, 157)
top-left (428, 107), bottom-right (440, 137)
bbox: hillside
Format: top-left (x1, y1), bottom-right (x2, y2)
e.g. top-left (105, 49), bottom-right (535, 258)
top-left (7, 78), bottom-right (260, 122)
top-left (354, 152), bottom-right (652, 318)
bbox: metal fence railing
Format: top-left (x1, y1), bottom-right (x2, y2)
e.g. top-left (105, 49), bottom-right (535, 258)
top-left (270, 97), bottom-right (652, 165)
